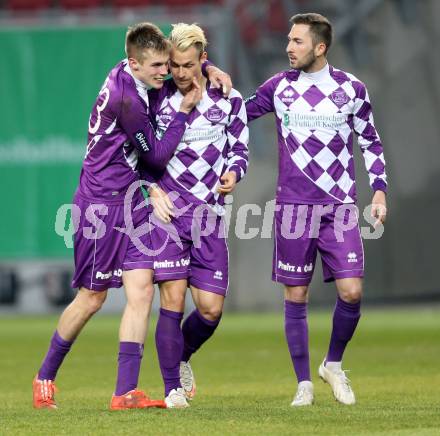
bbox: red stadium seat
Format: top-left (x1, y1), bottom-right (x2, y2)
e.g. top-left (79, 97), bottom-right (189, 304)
top-left (6, 0), bottom-right (52, 11)
top-left (162, 0), bottom-right (205, 4)
top-left (111, 0), bottom-right (152, 7)
top-left (268, 0), bottom-right (286, 33)
top-left (59, 0), bottom-right (105, 9)
top-left (235, 1), bottom-right (259, 47)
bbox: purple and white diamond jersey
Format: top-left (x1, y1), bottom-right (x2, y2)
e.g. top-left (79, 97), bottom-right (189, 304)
top-left (155, 82), bottom-right (249, 214)
top-left (246, 64), bottom-right (387, 204)
top-left (78, 60), bottom-right (188, 203)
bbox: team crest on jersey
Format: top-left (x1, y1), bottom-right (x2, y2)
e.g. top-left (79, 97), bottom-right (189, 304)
top-left (331, 90), bottom-right (349, 107)
top-left (158, 105), bottom-right (174, 123)
top-left (206, 107), bottom-right (224, 122)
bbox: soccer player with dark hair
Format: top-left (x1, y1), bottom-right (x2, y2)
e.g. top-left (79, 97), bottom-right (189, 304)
top-left (245, 13), bottom-right (387, 405)
top-left (146, 23), bottom-right (249, 408)
top-left (32, 22), bottom-right (230, 410)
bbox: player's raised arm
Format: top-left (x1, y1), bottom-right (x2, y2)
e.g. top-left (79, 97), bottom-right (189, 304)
top-left (119, 79), bottom-right (201, 170)
top-left (202, 60), bottom-right (232, 97)
top-left (245, 75), bottom-right (278, 122)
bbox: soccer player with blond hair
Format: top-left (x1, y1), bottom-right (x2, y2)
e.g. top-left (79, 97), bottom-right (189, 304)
top-left (147, 23), bottom-right (249, 408)
top-left (32, 22), bottom-right (230, 411)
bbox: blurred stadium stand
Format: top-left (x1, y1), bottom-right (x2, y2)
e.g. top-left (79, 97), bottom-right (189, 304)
top-left (0, 0), bottom-right (439, 313)
top-left (111, 0), bottom-right (154, 8)
top-left (59, 0), bottom-right (105, 10)
top-left (5, 0), bottom-right (52, 11)
top-left (1, 0), bottom-right (223, 11)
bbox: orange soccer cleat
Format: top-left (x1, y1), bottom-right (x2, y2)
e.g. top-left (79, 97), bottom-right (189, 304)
top-left (110, 389), bottom-right (166, 410)
top-left (33, 375), bottom-right (58, 409)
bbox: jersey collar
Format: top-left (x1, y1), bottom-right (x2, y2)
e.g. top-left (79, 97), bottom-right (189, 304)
top-left (299, 62), bottom-right (330, 82)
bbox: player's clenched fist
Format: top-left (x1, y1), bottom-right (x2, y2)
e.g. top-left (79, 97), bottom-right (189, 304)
top-left (217, 171), bottom-right (237, 194)
top-left (371, 190), bottom-right (387, 228)
top-left (149, 184), bottom-right (175, 223)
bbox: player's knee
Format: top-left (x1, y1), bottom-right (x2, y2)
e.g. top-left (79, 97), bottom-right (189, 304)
top-left (160, 290), bottom-right (185, 312)
top-left (285, 285), bottom-right (309, 302)
top-left (127, 284), bottom-right (154, 311)
top-left (83, 290), bottom-right (107, 315)
top-left (160, 281), bottom-right (186, 311)
top-left (198, 305), bottom-right (222, 321)
top-left (339, 285), bottom-right (362, 303)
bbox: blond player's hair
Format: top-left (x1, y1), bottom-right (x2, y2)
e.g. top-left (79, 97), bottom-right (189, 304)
top-left (169, 23), bottom-right (208, 57)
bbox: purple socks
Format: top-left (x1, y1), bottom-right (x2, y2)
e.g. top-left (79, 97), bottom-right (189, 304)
top-left (326, 297), bottom-right (361, 362)
top-left (181, 309), bottom-right (221, 362)
top-left (114, 342), bottom-right (144, 396)
top-left (38, 331), bottom-right (73, 381)
top-left (284, 296), bottom-right (361, 382)
top-left (156, 308), bottom-right (222, 395)
top-left (284, 300), bottom-right (310, 383)
top-left (155, 308), bottom-right (184, 396)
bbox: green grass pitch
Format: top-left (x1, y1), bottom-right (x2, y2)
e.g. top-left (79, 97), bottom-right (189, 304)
top-left (1, 309), bottom-right (439, 435)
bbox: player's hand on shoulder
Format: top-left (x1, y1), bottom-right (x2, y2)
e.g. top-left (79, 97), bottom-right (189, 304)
top-left (218, 171), bottom-right (237, 195)
top-left (371, 190), bottom-right (387, 228)
top-left (179, 78), bottom-right (202, 114)
top-left (149, 184), bottom-right (175, 223)
top-left (206, 64), bottom-right (232, 97)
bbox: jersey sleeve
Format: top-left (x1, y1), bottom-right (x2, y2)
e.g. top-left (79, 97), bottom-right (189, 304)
top-left (225, 90), bottom-right (249, 183)
top-left (118, 78), bottom-right (188, 171)
top-left (201, 59), bottom-right (218, 80)
top-left (352, 81), bottom-right (387, 193)
top-left (245, 76), bottom-right (277, 122)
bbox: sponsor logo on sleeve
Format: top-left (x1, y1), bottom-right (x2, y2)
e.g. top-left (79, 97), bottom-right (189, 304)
top-left (135, 131), bottom-right (150, 152)
top-left (245, 94), bottom-right (256, 103)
